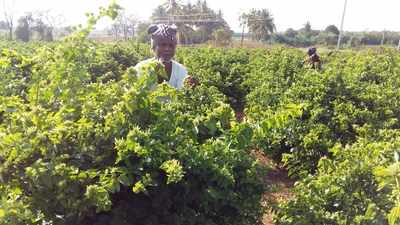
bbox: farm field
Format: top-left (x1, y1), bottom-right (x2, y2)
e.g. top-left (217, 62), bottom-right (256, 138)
top-left (1, 17), bottom-right (400, 225)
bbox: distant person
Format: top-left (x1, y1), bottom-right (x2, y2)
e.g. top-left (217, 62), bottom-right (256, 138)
top-left (305, 47), bottom-right (322, 70)
top-left (135, 24), bottom-right (197, 89)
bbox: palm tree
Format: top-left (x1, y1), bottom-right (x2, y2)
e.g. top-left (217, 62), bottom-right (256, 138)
top-left (151, 0), bottom-right (187, 44)
top-left (151, 0), bottom-right (227, 44)
top-left (242, 9), bottom-right (275, 42)
top-left (152, 6), bottom-right (168, 21)
top-left (164, 0), bottom-right (183, 24)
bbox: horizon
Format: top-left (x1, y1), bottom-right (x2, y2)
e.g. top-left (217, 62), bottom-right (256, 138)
top-left (2, 0), bottom-right (400, 33)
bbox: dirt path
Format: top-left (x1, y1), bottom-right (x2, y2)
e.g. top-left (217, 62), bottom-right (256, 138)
top-left (237, 111), bottom-right (294, 225)
top-left (253, 151), bottom-right (294, 225)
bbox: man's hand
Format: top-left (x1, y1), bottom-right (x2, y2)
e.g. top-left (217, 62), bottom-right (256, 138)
top-left (155, 62), bottom-right (169, 84)
top-left (184, 75), bottom-right (199, 88)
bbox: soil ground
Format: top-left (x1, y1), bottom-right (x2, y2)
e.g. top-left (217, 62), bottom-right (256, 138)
top-left (253, 151), bottom-right (294, 225)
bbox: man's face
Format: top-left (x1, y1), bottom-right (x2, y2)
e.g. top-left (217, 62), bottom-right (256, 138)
top-left (153, 37), bottom-right (177, 62)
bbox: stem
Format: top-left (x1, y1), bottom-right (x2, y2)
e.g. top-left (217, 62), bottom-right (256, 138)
top-left (395, 176), bottom-right (400, 202)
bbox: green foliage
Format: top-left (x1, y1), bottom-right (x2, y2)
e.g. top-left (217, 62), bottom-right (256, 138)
top-left (0, 45), bottom-right (265, 224)
top-left (246, 48), bottom-right (400, 178)
top-left (177, 47), bottom-right (252, 112)
top-left (88, 43), bottom-right (149, 82)
top-left (271, 26), bottom-right (400, 47)
top-left (2, 4), bottom-right (400, 224)
top-left (211, 28), bottom-right (233, 47)
top-left (274, 131), bottom-right (400, 225)
top-left (0, 49), bottom-right (33, 99)
top-left (0, 5), bottom-right (265, 225)
top-left (325, 25), bottom-right (340, 36)
top-left (375, 150), bottom-right (400, 225)
top-left (241, 8), bottom-right (276, 42)
top-left (151, 0), bottom-right (229, 44)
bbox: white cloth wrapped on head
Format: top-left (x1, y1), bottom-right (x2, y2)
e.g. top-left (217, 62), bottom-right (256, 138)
top-left (148, 24), bottom-right (178, 43)
top-left (134, 24), bottom-right (187, 90)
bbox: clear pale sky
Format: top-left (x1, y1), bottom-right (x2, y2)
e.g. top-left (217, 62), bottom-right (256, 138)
top-left (2, 0), bottom-right (400, 32)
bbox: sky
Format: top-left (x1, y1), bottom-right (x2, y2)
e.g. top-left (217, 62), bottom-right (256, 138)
top-left (2, 0), bottom-right (400, 32)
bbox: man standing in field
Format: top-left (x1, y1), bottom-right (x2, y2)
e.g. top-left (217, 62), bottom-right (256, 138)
top-left (135, 24), bottom-right (197, 89)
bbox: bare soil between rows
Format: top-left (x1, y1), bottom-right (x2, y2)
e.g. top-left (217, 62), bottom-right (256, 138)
top-left (253, 151), bottom-right (294, 225)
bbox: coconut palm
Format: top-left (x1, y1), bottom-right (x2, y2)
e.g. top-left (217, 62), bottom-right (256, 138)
top-left (242, 9), bottom-right (276, 42)
top-left (151, 0), bottom-right (188, 44)
top-left (151, 0), bottom-right (227, 44)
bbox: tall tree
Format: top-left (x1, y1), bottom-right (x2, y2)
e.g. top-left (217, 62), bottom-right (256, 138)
top-left (109, 11), bottom-right (137, 41)
top-left (35, 10), bottom-right (64, 41)
top-left (242, 9), bottom-right (276, 42)
top-left (303, 21), bottom-right (312, 33)
top-left (31, 11), bottom-right (59, 41)
top-left (165, 0), bottom-right (183, 16)
top-left (325, 24), bottom-right (340, 35)
top-left (0, 20), bottom-right (7, 29)
top-left (32, 18), bottom-right (49, 40)
top-left (151, 0), bottom-right (228, 44)
top-left (15, 13), bottom-right (34, 42)
top-left (285, 28), bottom-right (298, 38)
top-left (152, 5), bottom-right (168, 21)
top-left (211, 27), bottom-right (233, 46)
top-left (136, 22), bottom-right (151, 43)
top-left (152, 0), bottom-right (189, 43)
top-left (2, 0), bottom-right (16, 40)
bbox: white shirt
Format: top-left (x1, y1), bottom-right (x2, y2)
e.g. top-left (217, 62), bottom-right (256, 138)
top-left (134, 58), bottom-right (188, 90)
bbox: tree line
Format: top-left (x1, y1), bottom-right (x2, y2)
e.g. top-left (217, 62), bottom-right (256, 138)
top-left (0, 0), bottom-right (233, 45)
top-left (271, 22), bottom-right (400, 47)
top-left (1, 0), bottom-right (399, 48)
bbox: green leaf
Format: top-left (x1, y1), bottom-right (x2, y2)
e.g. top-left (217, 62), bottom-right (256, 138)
top-left (388, 205), bottom-right (400, 225)
top-left (160, 159), bottom-right (185, 185)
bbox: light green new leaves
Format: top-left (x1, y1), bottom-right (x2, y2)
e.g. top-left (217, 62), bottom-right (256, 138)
top-left (160, 159), bottom-right (185, 185)
top-left (374, 151), bottom-right (400, 225)
top-left (132, 173), bottom-right (154, 194)
top-left (388, 205), bottom-right (400, 225)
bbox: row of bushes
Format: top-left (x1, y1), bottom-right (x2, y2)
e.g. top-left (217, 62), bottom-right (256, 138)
top-left (1, 23), bottom-right (400, 224)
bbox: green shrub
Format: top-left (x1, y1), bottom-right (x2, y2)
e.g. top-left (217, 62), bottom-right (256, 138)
top-left (0, 38), bottom-right (264, 225)
top-left (275, 130), bottom-right (400, 225)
